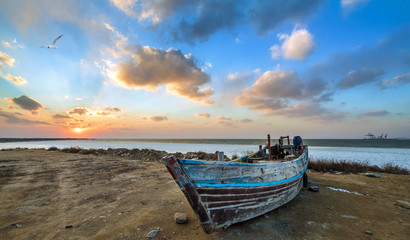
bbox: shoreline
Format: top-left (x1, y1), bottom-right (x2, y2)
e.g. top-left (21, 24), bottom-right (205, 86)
top-left (0, 149), bottom-right (409, 239)
top-left (1, 147), bottom-right (409, 174)
top-left (1, 138), bottom-right (410, 149)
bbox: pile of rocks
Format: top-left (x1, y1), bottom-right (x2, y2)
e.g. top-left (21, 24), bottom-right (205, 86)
top-left (51, 147), bottom-right (228, 162)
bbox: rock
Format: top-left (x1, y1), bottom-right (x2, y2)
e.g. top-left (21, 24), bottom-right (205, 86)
top-left (306, 221), bottom-right (315, 226)
top-left (65, 225), bottom-right (73, 229)
top-left (308, 186), bottom-right (319, 192)
top-left (11, 223), bottom-right (22, 228)
top-left (174, 213), bottom-right (188, 224)
top-left (366, 230), bottom-right (373, 235)
top-left (341, 215), bottom-right (358, 219)
top-left (365, 173), bottom-right (381, 178)
top-left (147, 229), bottom-right (160, 238)
top-left (395, 200), bottom-right (410, 209)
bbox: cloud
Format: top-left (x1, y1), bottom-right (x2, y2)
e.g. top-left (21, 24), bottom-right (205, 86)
top-left (216, 116), bottom-right (232, 121)
top-left (0, 0), bottom-right (110, 47)
top-left (110, 0), bottom-right (322, 43)
top-left (341, 0), bottom-right (370, 13)
top-left (310, 26), bottom-right (410, 88)
top-left (216, 116), bottom-right (235, 127)
top-left (0, 51), bottom-right (15, 67)
top-left (313, 92), bottom-right (335, 103)
top-left (274, 102), bottom-right (346, 120)
top-left (338, 68), bottom-right (384, 89)
top-left (7, 95), bottom-right (44, 115)
top-left (270, 27), bottom-right (314, 61)
top-left (109, 0), bottom-right (193, 25)
top-left (102, 23), bottom-right (129, 58)
top-left (150, 115), bottom-right (168, 121)
top-left (0, 72), bottom-right (28, 85)
top-left (97, 112), bottom-right (111, 116)
top-left (1, 41), bottom-right (10, 48)
top-left (378, 73), bottom-right (410, 89)
top-left (235, 94), bottom-right (288, 112)
top-left (68, 107), bottom-right (89, 116)
top-left (303, 77), bottom-right (327, 98)
top-left (0, 110), bottom-right (51, 125)
top-left (53, 114), bottom-right (72, 119)
top-left (234, 69), bottom-right (343, 120)
top-left (237, 70), bottom-right (324, 101)
top-left (359, 109), bottom-right (389, 118)
top-left (172, 0), bottom-right (244, 43)
top-left (114, 45), bottom-right (214, 104)
top-left (1, 39), bottom-right (24, 49)
top-left (236, 118), bottom-right (253, 123)
top-left (195, 113), bottom-right (211, 118)
top-left (249, 0), bottom-right (323, 35)
top-left (104, 107), bottom-right (123, 112)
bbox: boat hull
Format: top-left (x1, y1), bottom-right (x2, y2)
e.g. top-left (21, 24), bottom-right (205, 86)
top-left (163, 148), bottom-right (308, 233)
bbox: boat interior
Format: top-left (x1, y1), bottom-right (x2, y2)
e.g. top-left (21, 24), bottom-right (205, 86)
top-left (234, 135), bottom-right (306, 163)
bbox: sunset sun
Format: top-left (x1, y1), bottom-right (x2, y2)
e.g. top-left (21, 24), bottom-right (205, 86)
top-left (73, 128), bottom-right (83, 133)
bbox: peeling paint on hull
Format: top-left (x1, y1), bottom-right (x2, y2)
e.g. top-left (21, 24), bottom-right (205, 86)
top-left (162, 148), bottom-right (308, 233)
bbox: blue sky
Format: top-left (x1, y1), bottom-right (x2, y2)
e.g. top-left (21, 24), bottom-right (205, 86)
top-left (0, 0), bottom-right (409, 138)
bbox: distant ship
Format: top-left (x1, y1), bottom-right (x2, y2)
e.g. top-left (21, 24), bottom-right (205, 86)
top-left (364, 133), bottom-right (388, 140)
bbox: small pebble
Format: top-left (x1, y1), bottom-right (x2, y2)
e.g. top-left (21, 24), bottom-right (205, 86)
top-left (365, 173), bottom-right (381, 178)
top-left (308, 186), bottom-right (319, 192)
top-left (366, 230), bottom-right (373, 235)
top-left (174, 212), bottom-right (188, 224)
top-left (65, 225), bottom-right (73, 229)
top-left (147, 229), bottom-right (160, 238)
top-left (395, 200), bottom-right (410, 209)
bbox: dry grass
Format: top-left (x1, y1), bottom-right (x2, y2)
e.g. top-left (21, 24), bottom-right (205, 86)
top-left (308, 158), bottom-right (409, 175)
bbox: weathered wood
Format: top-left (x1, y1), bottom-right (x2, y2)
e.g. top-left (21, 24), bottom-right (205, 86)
top-left (217, 151), bottom-right (225, 161)
top-left (162, 140), bottom-right (308, 234)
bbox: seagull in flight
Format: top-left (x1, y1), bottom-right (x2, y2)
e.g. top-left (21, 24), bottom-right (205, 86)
top-left (40, 34), bottom-right (64, 49)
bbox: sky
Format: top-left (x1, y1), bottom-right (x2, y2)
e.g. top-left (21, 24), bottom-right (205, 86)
top-left (0, 0), bottom-right (409, 139)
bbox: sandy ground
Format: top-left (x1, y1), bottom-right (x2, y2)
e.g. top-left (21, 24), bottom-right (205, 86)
top-left (0, 149), bottom-right (409, 240)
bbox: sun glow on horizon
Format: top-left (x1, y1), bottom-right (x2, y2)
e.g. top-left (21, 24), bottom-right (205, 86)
top-left (73, 128), bottom-right (83, 133)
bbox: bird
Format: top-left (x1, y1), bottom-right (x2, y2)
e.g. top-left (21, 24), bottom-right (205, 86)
top-left (40, 34), bottom-right (64, 49)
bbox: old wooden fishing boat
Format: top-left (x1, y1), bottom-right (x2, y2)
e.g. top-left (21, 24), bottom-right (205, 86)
top-left (162, 135), bottom-right (308, 233)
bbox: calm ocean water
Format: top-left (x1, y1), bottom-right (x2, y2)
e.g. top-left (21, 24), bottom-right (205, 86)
top-left (1, 138), bottom-right (409, 169)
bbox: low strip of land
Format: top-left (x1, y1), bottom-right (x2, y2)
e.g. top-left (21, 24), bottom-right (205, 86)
top-left (0, 149), bottom-right (409, 239)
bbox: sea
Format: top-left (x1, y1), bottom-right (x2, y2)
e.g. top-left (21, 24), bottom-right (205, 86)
top-left (1, 138), bottom-right (409, 170)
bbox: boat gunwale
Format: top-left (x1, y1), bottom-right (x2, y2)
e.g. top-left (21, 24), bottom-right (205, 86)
top-left (178, 147), bottom-right (308, 167)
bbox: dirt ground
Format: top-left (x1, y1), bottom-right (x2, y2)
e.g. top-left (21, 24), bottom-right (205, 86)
top-left (0, 149), bottom-right (409, 240)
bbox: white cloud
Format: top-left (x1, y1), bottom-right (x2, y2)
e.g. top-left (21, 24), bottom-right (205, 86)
top-left (1, 41), bottom-right (11, 48)
top-left (378, 73), bottom-right (410, 89)
top-left (270, 45), bottom-right (281, 59)
top-left (341, 0), bottom-right (370, 13)
top-left (234, 69), bottom-right (341, 120)
top-left (0, 71), bottom-right (27, 85)
top-left (270, 27), bottom-right (314, 61)
top-left (113, 45), bottom-right (214, 104)
top-left (1, 39), bottom-right (24, 49)
top-left (109, 0), bottom-right (191, 25)
top-left (0, 51), bottom-right (15, 67)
